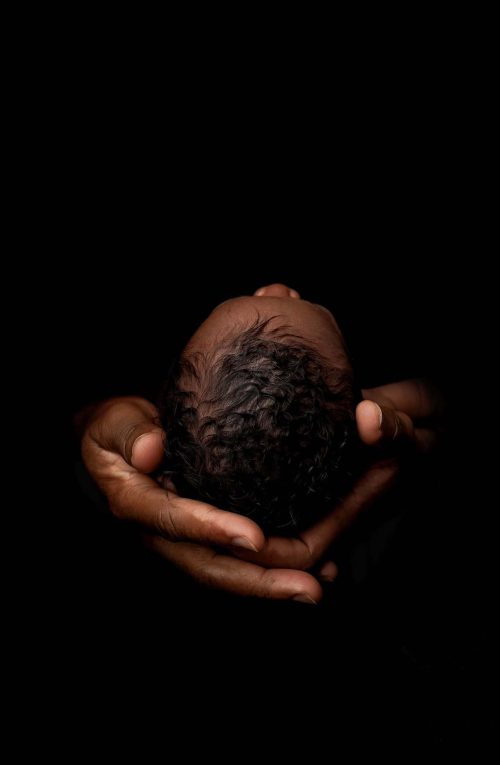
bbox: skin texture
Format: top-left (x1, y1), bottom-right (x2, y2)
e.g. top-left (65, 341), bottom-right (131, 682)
top-left (81, 284), bottom-right (442, 603)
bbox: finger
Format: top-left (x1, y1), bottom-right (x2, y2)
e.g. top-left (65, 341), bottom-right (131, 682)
top-left (230, 534), bottom-right (312, 570)
top-left (356, 400), bottom-right (415, 446)
top-left (110, 473), bottom-right (266, 551)
top-left (90, 397), bottom-right (165, 472)
top-left (414, 427), bottom-right (439, 453)
top-left (231, 459), bottom-right (399, 569)
top-left (83, 398), bottom-right (265, 551)
top-left (317, 561), bottom-right (338, 582)
top-left (146, 534), bottom-right (322, 604)
top-left (130, 431), bottom-right (165, 472)
top-left (300, 458), bottom-right (398, 559)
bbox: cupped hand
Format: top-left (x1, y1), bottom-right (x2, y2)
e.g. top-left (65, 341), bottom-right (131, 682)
top-left (230, 398), bottom-right (417, 576)
top-left (81, 397), bottom-right (322, 603)
top-left (81, 395), bottom-right (418, 603)
top-left (230, 456), bottom-right (398, 575)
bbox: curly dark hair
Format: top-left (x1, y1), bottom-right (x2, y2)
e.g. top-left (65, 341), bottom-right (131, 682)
top-left (159, 317), bottom-right (360, 534)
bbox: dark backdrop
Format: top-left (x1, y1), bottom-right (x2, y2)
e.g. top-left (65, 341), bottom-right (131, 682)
top-left (28, 27), bottom-right (496, 750)
top-left (54, 236), bottom-right (495, 745)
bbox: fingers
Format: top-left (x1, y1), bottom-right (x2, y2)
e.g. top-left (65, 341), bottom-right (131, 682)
top-left (414, 427), bottom-right (439, 453)
top-left (231, 459), bottom-right (399, 569)
top-left (356, 400), bottom-right (415, 447)
top-left (88, 397), bottom-right (165, 472)
top-left (317, 560), bottom-right (338, 582)
top-left (300, 458), bottom-right (398, 558)
top-left (82, 396), bottom-right (265, 551)
top-left (230, 534), bottom-right (312, 570)
top-left (146, 534), bottom-right (323, 603)
top-left (110, 474), bottom-right (266, 551)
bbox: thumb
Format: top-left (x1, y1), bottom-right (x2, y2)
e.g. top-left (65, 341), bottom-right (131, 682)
top-left (356, 399), bottom-right (415, 447)
top-left (129, 428), bottom-right (165, 472)
top-left (90, 397), bottom-right (165, 473)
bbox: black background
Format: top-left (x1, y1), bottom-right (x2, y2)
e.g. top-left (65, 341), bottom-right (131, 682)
top-left (18, 19), bottom-right (495, 752)
top-left (55, 233), bottom-right (495, 746)
top-left (37, 73), bottom-right (494, 742)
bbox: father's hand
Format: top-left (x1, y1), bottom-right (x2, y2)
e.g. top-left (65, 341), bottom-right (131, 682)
top-left (231, 399), bottom-right (416, 576)
top-left (81, 397), bottom-right (323, 603)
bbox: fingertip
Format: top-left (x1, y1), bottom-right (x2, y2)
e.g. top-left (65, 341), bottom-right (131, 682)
top-left (240, 523), bottom-right (266, 552)
top-left (253, 529), bottom-right (266, 552)
top-left (288, 572), bottom-right (323, 604)
top-left (292, 594), bottom-right (319, 605)
top-left (217, 512), bottom-right (266, 552)
top-left (356, 400), bottom-right (384, 445)
top-left (357, 400), bottom-right (383, 428)
top-left (230, 536), bottom-right (260, 553)
top-left (318, 561), bottom-right (338, 582)
top-left (131, 430), bottom-right (165, 472)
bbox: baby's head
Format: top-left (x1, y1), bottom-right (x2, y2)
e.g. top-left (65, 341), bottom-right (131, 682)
top-left (160, 284), bottom-right (360, 534)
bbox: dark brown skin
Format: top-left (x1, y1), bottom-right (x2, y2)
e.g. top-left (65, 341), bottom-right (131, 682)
top-left (82, 284), bottom-right (442, 604)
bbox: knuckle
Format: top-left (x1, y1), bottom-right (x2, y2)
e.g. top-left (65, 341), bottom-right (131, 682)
top-left (302, 550), bottom-right (315, 570)
top-left (111, 400), bottom-right (133, 420)
top-left (193, 502), bottom-right (221, 539)
top-left (156, 504), bottom-right (181, 540)
top-left (186, 550), bottom-right (219, 587)
top-left (195, 502), bottom-right (216, 524)
top-left (122, 423), bottom-right (144, 456)
top-left (295, 541), bottom-right (314, 570)
top-left (194, 563), bottom-right (214, 586)
top-left (254, 569), bottom-right (277, 598)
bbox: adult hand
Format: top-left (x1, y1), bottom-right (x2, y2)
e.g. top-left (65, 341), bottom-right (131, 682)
top-left (358, 384), bottom-right (440, 453)
top-left (81, 397), bottom-right (322, 603)
top-left (82, 395), bottom-right (417, 602)
top-left (230, 398), bottom-right (419, 578)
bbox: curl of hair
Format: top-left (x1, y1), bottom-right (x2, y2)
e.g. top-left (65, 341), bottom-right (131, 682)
top-left (160, 319), bottom-right (359, 533)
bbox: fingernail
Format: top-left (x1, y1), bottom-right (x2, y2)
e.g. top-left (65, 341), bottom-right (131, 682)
top-left (131, 430), bottom-right (163, 460)
top-left (230, 536), bottom-right (259, 552)
top-left (393, 415), bottom-right (400, 440)
top-left (373, 402), bottom-right (383, 429)
top-left (319, 573), bottom-right (337, 583)
top-left (292, 594), bottom-right (318, 606)
top-left (131, 432), bottom-right (149, 451)
top-left (255, 288), bottom-right (265, 296)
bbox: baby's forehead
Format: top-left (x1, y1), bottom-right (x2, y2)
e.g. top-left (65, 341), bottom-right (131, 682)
top-left (185, 293), bottom-right (350, 374)
top-left (187, 297), bottom-right (290, 350)
top-left (208, 301), bottom-right (305, 346)
top-left (212, 295), bottom-right (284, 315)
top-left (210, 295), bottom-right (307, 330)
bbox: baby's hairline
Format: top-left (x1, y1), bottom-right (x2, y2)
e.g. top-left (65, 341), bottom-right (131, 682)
top-left (182, 312), bottom-right (333, 368)
top-left (177, 314), bottom-right (353, 413)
